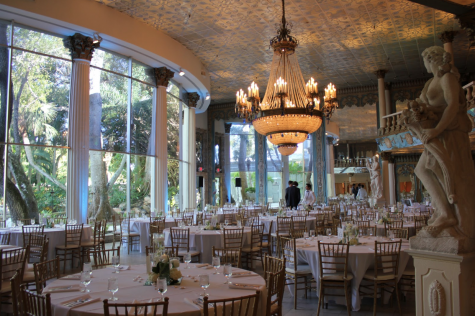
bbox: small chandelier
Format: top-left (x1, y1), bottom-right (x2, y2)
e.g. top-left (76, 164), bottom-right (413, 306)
top-left (235, 0), bottom-right (337, 156)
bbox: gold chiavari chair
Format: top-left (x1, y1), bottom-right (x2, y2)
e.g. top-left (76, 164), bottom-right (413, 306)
top-left (317, 241), bottom-right (353, 316)
top-left (211, 246), bottom-right (242, 268)
top-left (103, 298), bottom-right (169, 316)
top-left (1, 246), bottom-right (30, 301)
top-left (55, 224), bottom-right (83, 273)
top-left (81, 220), bottom-right (103, 263)
top-left (111, 214), bottom-right (122, 249)
top-left (291, 215), bottom-right (307, 231)
top-left (241, 224), bottom-right (263, 270)
top-left (121, 216), bottom-right (140, 254)
top-left (21, 285), bottom-right (52, 316)
top-left (223, 227), bottom-right (244, 249)
top-left (388, 228), bottom-right (409, 240)
top-left (170, 227), bottom-right (201, 262)
top-left (33, 256), bottom-right (61, 294)
top-left (359, 240), bottom-right (402, 316)
top-left (290, 228), bottom-right (307, 239)
top-left (265, 268), bottom-right (286, 316)
top-left (354, 220), bottom-right (370, 229)
top-left (414, 216), bottom-right (426, 234)
top-left (263, 254), bottom-right (285, 277)
top-left (145, 245), bottom-right (178, 257)
top-left (271, 216), bottom-right (291, 256)
top-left (89, 247), bottom-right (120, 270)
top-left (202, 292), bottom-right (259, 316)
top-left (384, 220), bottom-right (403, 237)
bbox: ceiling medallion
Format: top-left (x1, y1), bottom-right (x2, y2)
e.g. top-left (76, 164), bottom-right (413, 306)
top-left (234, 0), bottom-right (338, 155)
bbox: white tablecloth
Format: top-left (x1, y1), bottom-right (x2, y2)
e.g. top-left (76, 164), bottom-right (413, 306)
top-left (404, 204), bottom-right (427, 213)
top-left (259, 216), bottom-right (317, 234)
top-left (0, 226), bottom-right (92, 260)
top-left (46, 263), bottom-right (266, 316)
top-left (163, 227), bottom-right (252, 264)
top-left (129, 219), bottom-right (176, 253)
top-left (373, 222), bottom-right (416, 238)
top-left (296, 236), bottom-right (410, 311)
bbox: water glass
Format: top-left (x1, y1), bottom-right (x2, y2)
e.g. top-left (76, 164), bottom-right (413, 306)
top-left (224, 220), bottom-right (229, 227)
top-left (112, 256), bottom-right (120, 273)
top-left (369, 228), bottom-right (374, 237)
top-left (212, 256), bottom-right (221, 274)
top-left (17, 220), bottom-right (22, 227)
top-left (83, 262), bottom-right (92, 276)
top-left (223, 263), bottom-right (232, 284)
top-left (310, 230), bottom-right (315, 237)
top-left (108, 277), bottom-right (118, 301)
top-left (184, 252), bottom-right (191, 269)
top-left (389, 231), bottom-right (395, 241)
top-left (326, 228), bottom-right (332, 237)
top-left (30, 219), bottom-right (35, 225)
top-left (303, 232), bottom-right (309, 240)
top-left (157, 276), bottom-right (168, 302)
top-left (199, 274), bottom-right (210, 297)
top-left (81, 271), bottom-right (91, 293)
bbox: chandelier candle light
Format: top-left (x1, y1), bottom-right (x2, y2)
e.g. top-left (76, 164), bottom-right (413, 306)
top-left (234, 0), bottom-right (337, 155)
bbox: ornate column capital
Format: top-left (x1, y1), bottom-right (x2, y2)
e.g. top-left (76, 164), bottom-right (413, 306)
top-left (63, 33), bottom-right (100, 61)
top-left (384, 82), bottom-right (391, 90)
top-left (380, 151), bottom-right (392, 162)
top-left (438, 31), bottom-right (458, 44)
top-left (224, 123), bottom-right (232, 134)
top-left (187, 92), bottom-right (200, 108)
top-left (152, 67), bottom-right (175, 87)
top-left (374, 69), bottom-right (387, 79)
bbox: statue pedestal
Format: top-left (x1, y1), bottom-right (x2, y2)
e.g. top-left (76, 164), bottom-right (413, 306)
top-left (407, 249), bottom-right (475, 316)
top-left (368, 197), bottom-right (386, 207)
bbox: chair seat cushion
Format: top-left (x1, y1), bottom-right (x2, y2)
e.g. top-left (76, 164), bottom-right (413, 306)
top-left (270, 232), bottom-right (290, 237)
top-left (26, 263), bottom-right (34, 271)
top-left (30, 247), bottom-right (42, 252)
top-left (286, 265), bottom-right (312, 275)
top-left (0, 282), bottom-right (11, 293)
top-left (363, 270), bottom-right (397, 281)
top-left (321, 272), bottom-right (354, 281)
top-left (178, 250), bottom-right (200, 257)
top-left (55, 244), bottom-right (81, 250)
top-left (23, 271), bottom-right (35, 282)
top-left (261, 242), bottom-right (269, 247)
top-left (241, 247), bottom-right (261, 253)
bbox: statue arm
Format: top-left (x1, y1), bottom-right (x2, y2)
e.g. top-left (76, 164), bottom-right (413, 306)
top-left (421, 73), bottom-right (460, 143)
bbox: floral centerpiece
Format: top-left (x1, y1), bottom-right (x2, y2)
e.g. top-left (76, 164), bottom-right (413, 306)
top-left (377, 212), bottom-right (391, 224)
top-left (277, 207), bottom-right (285, 217)
top-left (304, 204), bottom-right (313, 212)
top-left (148, 253), bottom-right (182, 285)
top-left (341, 223), bottom-right (359, 246)
top-left (204, 218), bottom-right (220, 230)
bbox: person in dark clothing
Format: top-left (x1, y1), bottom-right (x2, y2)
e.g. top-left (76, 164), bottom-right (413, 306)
top-left (352, 184), bottom-right (358, 199)
top-left (292, 181), bottom-right (301, 209)
top-left (284, 181), bottom-right (293, 207)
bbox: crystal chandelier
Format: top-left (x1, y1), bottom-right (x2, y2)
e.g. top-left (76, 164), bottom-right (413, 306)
top-left (234, 0), bottom-right (337, 156)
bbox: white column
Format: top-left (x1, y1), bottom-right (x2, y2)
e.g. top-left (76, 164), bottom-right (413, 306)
top-left (388, 160), bottom-right (396, 205)
top-left (375, 70), bottom-right (387, 129)
top-left (181, 108), bottom-right (190, 210)
top-left (326, 137), bottom-right (335, 197)
top-left (64, 33), bottom-right (99, 224)
top-left (151, 67), bottom-right (174, 214)
top-left (188, 106), bottom-right (197, 208)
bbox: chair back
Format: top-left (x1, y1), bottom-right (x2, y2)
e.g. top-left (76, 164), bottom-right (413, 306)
top-left (203, 292), bottom-right (260, 316)
top-left (91, 220), bottom-right (103, 245)
top-left (170, 228), bottom-right (191, 253)
top-left (64, 224), bottom-right (83, 246)
top-left (11, 269), bottom-right (22, 316)
top-left (373, 240), bottom-right (402, 278)
top-left (22, 225), bottom-right (45, 245)
top-left (317, 241), bottom-right (350, 279)
top-left (414, 216), bottom-right (426, 233)
top-left (21, 285), bottom-right (52, 316)
top-left (354, 220), bottom-right (370, 228)
top-left (0, 232), bottom-right (9, 245)
top-left (249, 224), bottom-right (263, 249)
top-left (387, 228), bottom-right (409, 240)
top-left (89, 247), bottom-right (120, 269)
top-left (51, 217), bottom-right (67, 225)
top-left (223, 228), bottom-right (244, 249)
top-left (291, 216), bottom-right (307, 230)
top-left (263, 255), bottom-right (285, 276)
top-left (2, 246), bottom-right (29, 285)
top-left (280, 237), bottom-right (298, 271)
top-left (265, 268), bottom-right (285, 316)
top-left (33, 256), bottom-right (60, 294)
top-left (103, 298), bottom-right (169, 316)
top-left (290, 228), bottom-right (307, 239)
top-left (211, 247), bottom-right (242, 268)
top-left (28, 234), bottom-right (48, 263)
top-left (276, 216), bottom-right (291, 235)
top-left (145, 245), bottom-right (179, 257)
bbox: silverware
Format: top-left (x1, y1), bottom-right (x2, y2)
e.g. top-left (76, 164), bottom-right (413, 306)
top-left (65, 298), bottom-right (92, 308)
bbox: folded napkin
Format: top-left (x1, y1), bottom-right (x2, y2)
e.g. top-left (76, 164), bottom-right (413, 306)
top-left (231, 272), bottom-right (257, 278)
top-left (59, 274), bottom-right (81, 280)
top-left (298, 244), bottom-right (313, 248)
top-left (196, 264), bottom-right (209, 268)
top-left (60, 294), bottom-right (101, 309)
top-left (183, 298), bottom-right (201, 311)
top-left (228, 283), bottom-right (262, 290)
top-left (129, 299), bottom-right (155, 315)
top-left (43, 285), bottom-right (81, 293)
top-left (108, 265), bottom-right (130, 271)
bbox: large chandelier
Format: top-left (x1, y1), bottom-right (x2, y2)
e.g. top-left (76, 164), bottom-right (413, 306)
top-left (234, 0), bottom-right (337, 156)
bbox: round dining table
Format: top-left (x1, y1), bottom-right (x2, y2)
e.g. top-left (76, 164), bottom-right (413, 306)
top-left (128, 219), bottom-right (177, 253)
top-left (0, 225), bottom-right (92, 260)
top-left (45, 263), bottom-right (266, 316)
top-left (258, 216), bottom-right (317, 234)
top-left (163, 226), bottom-right (252, 264)
top-left (295, 235), bottom-right (410, 311)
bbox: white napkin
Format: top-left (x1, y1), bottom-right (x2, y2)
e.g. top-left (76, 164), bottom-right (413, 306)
top-left (43, 285), bottom-right (81, 293)
top-left (108, 265), bottom-right (130, 271)
top-left (183, 298), bottom-right (201, 311)
top-left (60, 294), bottom-right (101, 309)
top-left (196, 264), bottom-right (209, 268)
top-left (228, 283), bottom-right (262, 290)
top-left (129, 299), bottom-right (155, 315)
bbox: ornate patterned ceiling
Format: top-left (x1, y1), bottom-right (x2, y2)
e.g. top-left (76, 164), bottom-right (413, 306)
top-left (95, 0), bottom-right (474, 104)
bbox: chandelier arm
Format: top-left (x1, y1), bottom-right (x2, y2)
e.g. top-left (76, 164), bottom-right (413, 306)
top-left (282, 0), bottom-right (286, 27)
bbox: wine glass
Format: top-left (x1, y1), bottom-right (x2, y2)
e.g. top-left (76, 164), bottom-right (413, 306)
top-left (212, 256), bottom-right (220, 275)
top-left (224, 219), bottom-right (229, 227)
top-left (199, 274), bottom-right (210, 297)
top-left (389, 230), bottom-right (395, 241)
top-left (303, 232), bottom-right (309, 240)
top-left (30, 219), bottom-right (35, 225)
top-left (81, 271), bottom-right (91, 293)
top-left (369, 228), bottom-right (374, 237)
top-left (223, 264), bottom-right (232, 284)
top-left (183, 252), bottom-right (191, 269)
top-left (326, 228), bottom-right (332, 237)
top-left (108, 277), bottom-right (118, 301)
top-left (157, 276), bottom-right (167, 302)
top-left (310, 230), bottom-right (315, 238)
top-left (17, 220), bottom-right (22, 227)
top-left (83, 262), bottom-right (92, 276)
top-left (112, 256), bottom-right (120, 273)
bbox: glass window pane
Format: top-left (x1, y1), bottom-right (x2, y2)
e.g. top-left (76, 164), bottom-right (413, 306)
top-left (130, 154), bottom-right (151, 215)
top-left (7, 145), bottom-right (67, 220)
top-left (167, 88), bottom-right (180, 159)
top-left (89, 57), bottom-right (128, 152)
top-left (230, 124), bottom-right (256, 203)
top-left (0, 20), bottom-right (11, 47)
top-left (132, 61), bottom-right (154, 84)
top-left (131, 81), bottom-right (153, 154)
top-left (10, 49), bottom-right (71, 147)
top-left (91, 49), bottom-right (128, 76)
top-left (88, 151), bottom-right (127, 220)
top-left (266, 138), bottom-right (282, 204)
top-left (167, 82), bottom-right (180, 97)
top-left (13, 26), bottom-right (70, 59)
top-left (168, 159), bottom-right (179, 210)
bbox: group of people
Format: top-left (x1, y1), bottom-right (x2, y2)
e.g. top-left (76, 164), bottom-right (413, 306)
top-left (285, 181), bottom-right (316, 209)
top-left (351, 183), bottom-right (368, 200)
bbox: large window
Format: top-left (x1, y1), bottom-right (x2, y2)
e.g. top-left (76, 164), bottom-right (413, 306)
top-left (289, 135), bottom-right (314, 190)
top-left (266, 139), bottom-right (282, 204)
top-left (230, 124), bottom-right (255, 204)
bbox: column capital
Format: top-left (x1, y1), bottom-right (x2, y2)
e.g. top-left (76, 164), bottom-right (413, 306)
top-left (224, 123), bottom-right (232, 134)
top-left (380, 151), bottom-right (393, 162)
top-left (438, 31), bottom-right (458, 44)
top-left (63, 33), bottom-right (100, 61)
top-left (374, 69), bottom-right (387, 79)
top-left (384, 82), bottom-right (391, 90)
top-left (326, 136), bottom-right (334, 145)
top-left (187, 92), bottom-right (200, 108)
top-left (153, 67), bottom-right (175, 87)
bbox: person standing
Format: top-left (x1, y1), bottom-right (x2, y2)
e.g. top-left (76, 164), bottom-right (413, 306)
top-left (292, 181), bottom-right (301, 209)
top-left (303, 183), bottom-right (316, 205)
top-left (351, 184), bottom-right (358, 199)
top-left (356, 184), bottom-right (368, 199)
top-left (284, 181), bottom-right (293, 207)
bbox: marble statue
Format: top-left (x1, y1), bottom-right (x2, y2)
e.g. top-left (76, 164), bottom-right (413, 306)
top-left (401, 46), bottom-right (475, 253)
top-left (366, 155), bottom-right (383, 199)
